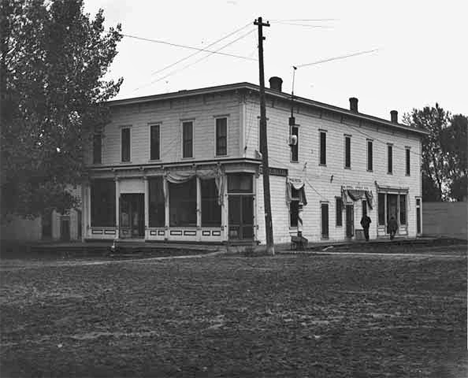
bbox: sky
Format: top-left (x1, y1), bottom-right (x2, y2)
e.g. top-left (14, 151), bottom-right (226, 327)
top-left (83, 0), bottom-right (466, 121)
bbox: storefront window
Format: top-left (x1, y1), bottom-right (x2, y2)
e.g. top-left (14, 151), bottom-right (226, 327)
top-left (91, 179), bottom-right (115, 227)
top-left (378, 193), bottom-right (386, 225)
top-left (149, 177), bottom-right (165, 227)
top-left (201, 179), bottom-right (221, 227)
top-left (169, 178), bottom-right (197, 227)
top-left (400, 195), bottom-right (407, 225)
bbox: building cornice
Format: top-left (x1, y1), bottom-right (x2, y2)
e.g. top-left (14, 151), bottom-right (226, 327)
top-left (105, 82), bottom-right (429, 137)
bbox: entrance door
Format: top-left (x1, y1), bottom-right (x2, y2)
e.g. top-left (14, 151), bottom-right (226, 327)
top-left (228, 195), bottom-right (254, 240)
top-left (386, 194), bottom-right (398, 234)
top-left (346, 204), bottom-right (354, 238)
top-left (321, 203), bottom-right (329, 239)
top-left (60, 216), bottom-right (70, 241)
top-left (120, 194), bottom-right (145, 238)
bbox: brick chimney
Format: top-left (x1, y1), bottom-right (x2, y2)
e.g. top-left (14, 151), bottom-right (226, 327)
top-left (390, 110), bottom-right (398, 123)
top-left (349, 97), bottom-right (358, 112)
top-left (269, 76), bottom-right (283, 92)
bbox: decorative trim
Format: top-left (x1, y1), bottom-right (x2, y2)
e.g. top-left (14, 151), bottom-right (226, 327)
top-left (184, 230), bottom-right (197, 236)
top-left (170, 230), bottom-right (183, 236)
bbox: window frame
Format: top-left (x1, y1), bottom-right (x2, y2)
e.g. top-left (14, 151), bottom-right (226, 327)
top-left (367, 139), bottom-right (373, 172)
top-left (182, 120), bottom-right (194, 159)
top-left (149, 124), bottom-right (161, 161)
top-left (290, 125), bottom-right (299, 163)
top-left (405, 147), bottom-right (411, 176)
top-left (387, 144), bottom-right (393, 174)
top-left (215, 117), bottom-right (228, 157)
top-left (169, 177), bottom-right (197, 227)
top-left (121, 127), bottom-right (131, 163)
top-left (201, 178), bottom-right (222, 227)
top-left (148, 176), bottom-right (165, 227)
top-left (319, 130), bottom-right (327, 166)
top-left (90, 179), bottom-right (116, 227)
top-left (344, 135), bottom-right (351, 169)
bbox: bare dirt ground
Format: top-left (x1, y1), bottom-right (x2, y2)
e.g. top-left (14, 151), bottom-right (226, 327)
top-left (0, 246), bottom-right (466, 377)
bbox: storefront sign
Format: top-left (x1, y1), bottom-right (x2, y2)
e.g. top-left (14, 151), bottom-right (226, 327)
top-left (259, 166), bottom-right (288, 177)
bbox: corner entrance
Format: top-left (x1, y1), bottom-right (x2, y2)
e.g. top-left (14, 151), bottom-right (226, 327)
top-left (120, 194), bottom-right (145, 238)
top-left (228, 195), bottom-right (254, 240)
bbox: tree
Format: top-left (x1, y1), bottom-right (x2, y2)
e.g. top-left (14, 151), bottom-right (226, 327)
top-left (441, 114), bottom-right (468, 201)
top-left (0, 0), bottom-right (123, 220)
top-left (404, 105), bottom-right (467, 202)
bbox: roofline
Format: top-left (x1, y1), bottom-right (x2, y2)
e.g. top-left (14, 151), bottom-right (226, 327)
top-left (106, 82), bottom-right (429, 136)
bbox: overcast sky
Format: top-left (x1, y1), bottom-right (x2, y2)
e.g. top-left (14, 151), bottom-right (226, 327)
top-left (84, 0), bottom-right (466, 121)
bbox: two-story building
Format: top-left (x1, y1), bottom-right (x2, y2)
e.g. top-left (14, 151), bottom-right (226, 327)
top-left (80, 77), bottom-right (427, 246)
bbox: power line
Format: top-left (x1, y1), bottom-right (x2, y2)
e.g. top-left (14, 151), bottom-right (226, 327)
top-left (271, 18), bottom-right (336, 22)
top-left (296, 48), bottom-right (378, 68)
top-left (273, 21), bottom-right (333, 29)
top-left (149, 22), bottom-right (254, 77)
top-left (132, 28), bottom-right (256, 92)
top-left (123, 33), bottom-right (256, 62)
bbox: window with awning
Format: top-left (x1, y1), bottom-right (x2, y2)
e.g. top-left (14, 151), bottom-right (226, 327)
top-left (286, 178), bottom-right (307, 227)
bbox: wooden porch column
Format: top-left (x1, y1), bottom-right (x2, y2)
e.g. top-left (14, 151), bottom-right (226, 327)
top-left (115, 177), bottom-right (120, 237)
top-left (144, 176), bottom-right (149, 238)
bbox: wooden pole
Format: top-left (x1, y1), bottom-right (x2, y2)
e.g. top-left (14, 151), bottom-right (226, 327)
top-left (254, 17), bottom-right (274, 255)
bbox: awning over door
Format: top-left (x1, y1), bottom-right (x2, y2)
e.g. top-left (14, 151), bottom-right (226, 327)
top-left (341, 185), bottom-right (374, 209)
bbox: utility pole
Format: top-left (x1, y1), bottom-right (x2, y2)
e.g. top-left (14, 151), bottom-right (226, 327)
top-left (254, 17), bottom-right (274, 255)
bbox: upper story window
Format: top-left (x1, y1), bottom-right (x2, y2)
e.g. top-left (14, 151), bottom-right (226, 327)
top-left (150, 124), bottom-right (160, 161)
top-left (405, 147), bottom-right (411, 176)
top-left (93, 133), bottom-right (102, 164)
top-left (367, 139), bottom-right (373, 171)
top-left (387, 144), bottom-right (393, 174)
top-left (291, 125), bottom-right (299, 162)
top-left (215, 117), bottom-right (227, 156)
top-left (344, 135), bottom-right (351, 169)
top-left (182, 121), bottom-right (193, 158)
top-left (121, 127), bottom-right (131, 162)
top-left (319, 130), bottom-right (326, 165)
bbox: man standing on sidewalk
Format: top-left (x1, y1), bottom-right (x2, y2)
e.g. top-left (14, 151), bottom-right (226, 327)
top-left (360, 214), bottom-right (372, 241)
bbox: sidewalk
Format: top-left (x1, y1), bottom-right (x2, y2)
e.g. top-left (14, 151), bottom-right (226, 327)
top-left (277, 236), bottom-right (467, 254)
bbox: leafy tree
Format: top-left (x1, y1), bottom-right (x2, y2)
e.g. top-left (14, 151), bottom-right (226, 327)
top-left (441, 114), bottom-right (468, 201)
top-left (0, 0), bottom-right (123, 220)
top-left (404, 105), bottom-right (467, 202)
top-left (404, 104), bottom-right (450, 201)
